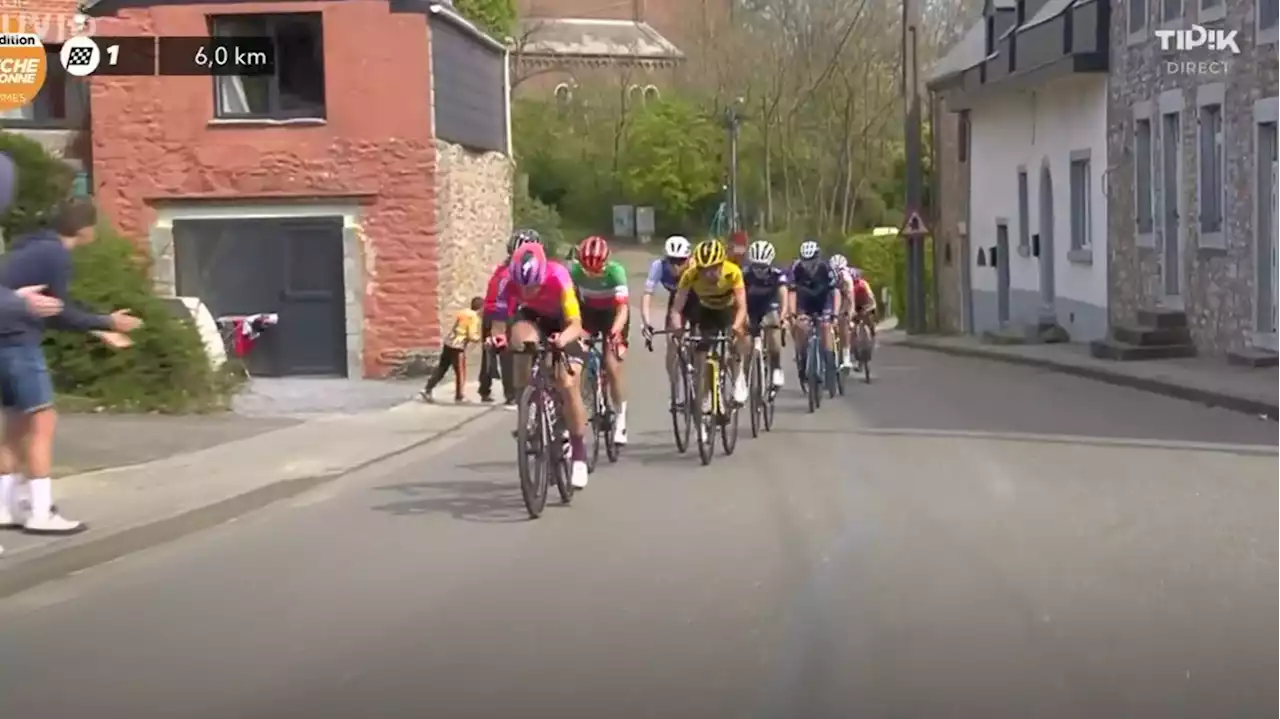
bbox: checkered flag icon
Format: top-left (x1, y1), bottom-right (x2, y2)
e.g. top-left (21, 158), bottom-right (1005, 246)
top-left (66, 46), bottom-right (95, 67)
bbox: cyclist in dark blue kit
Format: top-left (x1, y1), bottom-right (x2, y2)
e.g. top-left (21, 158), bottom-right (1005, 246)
top-left (743, 239), bottom-right (790, 389)
top-left (785, 239), bottom-right (842, 384)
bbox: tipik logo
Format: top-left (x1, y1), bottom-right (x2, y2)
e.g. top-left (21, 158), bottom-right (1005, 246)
top-left (1154, 25), bottom-right (1240, 54)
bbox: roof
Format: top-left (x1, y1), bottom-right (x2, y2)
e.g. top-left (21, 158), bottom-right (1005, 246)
top-left (517, 17), bottom-right (683, 60)
top-left (926, 21), bottom-right (986, 84)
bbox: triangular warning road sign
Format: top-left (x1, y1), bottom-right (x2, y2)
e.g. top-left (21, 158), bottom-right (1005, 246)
top-left (901, 210), bottom-right (929, 237)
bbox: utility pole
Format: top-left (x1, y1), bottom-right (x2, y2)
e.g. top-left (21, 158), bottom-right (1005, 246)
top-left (723, 99), bottom-right (745, 233)
top-left (901, 0), bottom-right (926, 334)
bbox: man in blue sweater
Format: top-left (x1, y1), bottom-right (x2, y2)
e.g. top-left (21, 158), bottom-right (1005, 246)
top-left (0, 197), bottom-right (142, 536)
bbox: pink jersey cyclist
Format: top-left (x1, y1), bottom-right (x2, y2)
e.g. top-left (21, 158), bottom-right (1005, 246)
top-left (502, 260), bottom-right (582, 326)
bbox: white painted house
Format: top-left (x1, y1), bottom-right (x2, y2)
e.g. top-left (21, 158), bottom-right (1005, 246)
top-left (928, 0), bottom-right (1112, 341)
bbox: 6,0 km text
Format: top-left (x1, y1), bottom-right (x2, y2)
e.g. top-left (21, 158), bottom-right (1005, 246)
top-left (157, 36), bottom-right (275, 76)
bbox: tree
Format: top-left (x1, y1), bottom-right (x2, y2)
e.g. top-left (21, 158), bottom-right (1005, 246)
top-left (0, 132), bottom-right (73, 241)
top-left (451, 0), bottom-right (516, 39)
top-left (618, 99), bottom-right (724, 225)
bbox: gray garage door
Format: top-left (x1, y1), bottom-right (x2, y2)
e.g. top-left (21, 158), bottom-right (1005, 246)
top-left (173, 217), bottom-right (347, 377)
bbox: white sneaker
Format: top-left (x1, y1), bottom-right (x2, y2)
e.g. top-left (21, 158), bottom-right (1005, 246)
top-left (771, 368), bottom-right (785, 388)
top-left (570, 461), bottom-right (590, 489)
top-left (733, 374), bottom-right (749, 404)
top-left (698, 424), bottom-right (710, 444)
top-left (612, 416), bottom-right (628, 445)
top-left (23, 512), bottom-right (87, 536)
top-left (701, 392), bottom-right (713, 414)
top-left (840, 352), bottom-right (853, 369)
top-left (0, 504), bottom-right (20, 529)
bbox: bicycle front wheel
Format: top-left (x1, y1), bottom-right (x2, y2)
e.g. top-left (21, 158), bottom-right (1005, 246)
top-left (516, 385), bottom-right (550, 519)
top-left (671, 353), bottom-right (691, 453)
top-left (720, 360), bottom-right (740, 455)
top-left (582, 360), bottom-right (601, 473)
top-left (693, 360), bottom-right (715, 466)
top-left (748, 350), bottom-right (762, 438)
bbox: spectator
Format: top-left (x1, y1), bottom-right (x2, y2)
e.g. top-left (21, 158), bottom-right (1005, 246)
top-left (0, 197), bottom-right (143, 536)
top-left (421, 296), bottom-right (482, 404)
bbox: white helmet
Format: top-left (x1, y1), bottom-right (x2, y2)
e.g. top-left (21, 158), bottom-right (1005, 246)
top-left (799, 240), bottom-right (821, 260)
top-left (664, 235), bottom-right (691, 259)
top-left (829, 254), bottom-right (849, 271)
top-left (746, 240), bottom-right (776, 265)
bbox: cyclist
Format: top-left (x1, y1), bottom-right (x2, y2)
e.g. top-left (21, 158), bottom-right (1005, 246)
top-left (742, 239), bottom-right (789, 389)
top-left (785, 239), bottom-right (842, 385)
top-left (481, 229), bottom-right (541, 405)
top-left (667, 239), bottom-right (750, 427)
top-left (829, 254), bottom-right (856, 370)
top-left (849, 266), bottom-right (878, 369)
top-left (491, 242), bottom-right (591, 489)
top-left (568, 235), bottom-right (631, 445)
top-left (641, 235), bottom-right (692, 406)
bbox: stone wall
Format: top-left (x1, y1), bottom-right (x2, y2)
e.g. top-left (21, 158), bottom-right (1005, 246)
top-left (1107, 0), bottom-right (1278, 354)
top-left (931, 92), bottom-right (970, 334)
top-left (433, 140), bottom-right (513, 331)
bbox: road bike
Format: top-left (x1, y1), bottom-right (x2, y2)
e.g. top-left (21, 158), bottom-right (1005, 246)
top-left (644, 327), bottom-right (692, 454)
top-left (685, 330), bottom-right (740, 465)
top-left (581, 333), bottom-right (621, 471)
top-left (746, 322), bottom-right (778, 437)
top-left (512, 340), bottom-right (574, 519)
top-left (798, 312), bottom-right (838, 413)
top-left (852, 311), bottom-right (875, 384)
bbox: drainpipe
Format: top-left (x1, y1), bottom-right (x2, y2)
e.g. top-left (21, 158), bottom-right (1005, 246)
top-left (504, 40), bottom-right (513, 158)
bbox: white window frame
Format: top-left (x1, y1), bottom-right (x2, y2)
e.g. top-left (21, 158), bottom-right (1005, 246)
top-left (1127, 0), bottom-right (1149, 44)
top-left (1198, 0), bottom-right (1224, 25)
top-left (1068, 149), bottom-right (1094, 263)
top-left (1133, 100), bottom-right (1156, 249)
top-left (1196, 83), bottom-right (1226, 250)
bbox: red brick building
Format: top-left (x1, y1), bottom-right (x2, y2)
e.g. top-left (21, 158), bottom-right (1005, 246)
top-left (6, 0), bottom-right (514, 378)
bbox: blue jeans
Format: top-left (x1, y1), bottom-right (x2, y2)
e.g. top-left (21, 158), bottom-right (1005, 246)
top-left (0, 344), bottom-right (54, 413)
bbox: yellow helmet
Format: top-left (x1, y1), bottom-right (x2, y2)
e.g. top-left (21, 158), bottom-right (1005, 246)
top-left (692, 239), bottom-right (727, 268)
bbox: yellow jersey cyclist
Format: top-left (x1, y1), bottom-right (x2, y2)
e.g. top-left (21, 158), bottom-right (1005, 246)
top-left (568, 235), bottom-right (631, 446)
top-left (667, 239), bottom-right (751, 417)
top-left (491, 242), bottom-right (591, 489)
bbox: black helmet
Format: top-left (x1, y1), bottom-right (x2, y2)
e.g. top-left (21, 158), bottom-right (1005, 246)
top-left (508, 228), bottom-right (542, 255)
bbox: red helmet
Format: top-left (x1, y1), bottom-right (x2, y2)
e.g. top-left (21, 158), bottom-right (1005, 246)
top-left (577, 235), bottom-right (610, 274)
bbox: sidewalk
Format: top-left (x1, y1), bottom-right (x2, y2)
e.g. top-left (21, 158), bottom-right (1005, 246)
top-left (897, 334), bottom-right (1278, 419)
top-left (0, 398), bottom-right (494, 597)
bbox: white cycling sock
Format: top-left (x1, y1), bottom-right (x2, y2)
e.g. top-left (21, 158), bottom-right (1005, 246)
top-left (0, 473), bottom-right (16, 510)
top-left (28, 477), bottom-right (52, 519)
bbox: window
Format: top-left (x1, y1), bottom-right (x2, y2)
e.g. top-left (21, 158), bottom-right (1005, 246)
top-left (1128, 0), bottom-right (1146, 34)
top-left (1199, 0), bottom-right (1223, 23)
top-left (0, 46), bottom-right (87, 128)
top-left (1136, 118), bottom-right (1154, 234)
top-left (643, 85), bottom-right (660, 103)
top-left (1017, 169), bottom-right (1030, 254)
top-left (1160, 0), bottom-right (1180, 24)
top-left (554, 83), bottom-right (573, 105)
top-left (958, 111), bottom-right (970, 163)
top-left (1070, 156), bottom-right (1092, 251)
top-left (211, 14), bottom-right (325, 120)
top-left (1198, 103), bottom-right (1224, 238)
top-left (1259, 0), bottom-right (1280, 33)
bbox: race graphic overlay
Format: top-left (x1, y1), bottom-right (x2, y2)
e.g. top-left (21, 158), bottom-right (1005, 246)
top-left (157, 36), bottom-right (274, 76)
top-left (0, 32), bottom-right (46, 115)
top-left (66, 36), bottom-right (157, 76)
top-left (59, 34), bottom-right (99, 77)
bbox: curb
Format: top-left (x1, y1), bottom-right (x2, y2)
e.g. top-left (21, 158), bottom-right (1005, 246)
top-left (0, 406), bottom-right (499, 600)
top-left (899, 339), bottom-right (1279, 421)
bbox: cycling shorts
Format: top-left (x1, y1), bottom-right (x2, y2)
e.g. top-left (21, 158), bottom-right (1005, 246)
top-left (683, 293), bottom-right (735, 336)
top-left (582, 304), bottom-right (631, 346)
top-left (795, 292), bottom-right (834, 317)
top-left (511, 307), bottom-right (585, 360)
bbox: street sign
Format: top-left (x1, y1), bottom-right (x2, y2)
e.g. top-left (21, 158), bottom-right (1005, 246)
top-left (901, 209), bottom-right (929, 238)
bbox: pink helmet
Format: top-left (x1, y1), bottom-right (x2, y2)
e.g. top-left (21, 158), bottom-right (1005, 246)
top-left (509, 242), bottom-right (548, 288)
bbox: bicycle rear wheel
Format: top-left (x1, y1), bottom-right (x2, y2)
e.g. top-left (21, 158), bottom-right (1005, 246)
top-left (582, 357), bottom-right (601, 473)
top-left (516, 385), bottom-right (550, 519)
top-left (857, 324), bottom-right (874, 384)
top-left (602, 373), bottom-right (620, 464)
top-left (549, 399), bottom-right (574, 505)
top-left (806, 340), bottom-right (821, 413)
top-left (693, 360), bottom-right (715, 466)
top-left (671, 350), bottom-right (691, 453)
top-left (720, 359), bottom-right (740, 455)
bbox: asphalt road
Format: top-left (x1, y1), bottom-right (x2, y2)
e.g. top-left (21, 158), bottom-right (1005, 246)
top-left (0, 333), bottom-right (1275, 719)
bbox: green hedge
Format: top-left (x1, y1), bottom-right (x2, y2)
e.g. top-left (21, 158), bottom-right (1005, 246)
top-left (42, 227), bottom-right (244, 412)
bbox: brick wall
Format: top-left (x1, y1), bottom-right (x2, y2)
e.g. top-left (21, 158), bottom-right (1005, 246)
top-left (88, 1), bottom-right (441, 376)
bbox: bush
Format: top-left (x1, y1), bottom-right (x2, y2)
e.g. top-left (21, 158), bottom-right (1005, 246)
top-left (513, 175), bottom-right (566, 255)
top-left (0, 132), bottom-right (73, 241)
top-left (41, 226), bottom-right (243, 412)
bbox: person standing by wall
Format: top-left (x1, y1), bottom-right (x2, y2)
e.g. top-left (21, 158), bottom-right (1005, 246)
top-left (0, 198), bottom-right (143, 536)
top-left (421, 297), bottom-right (482, 403)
